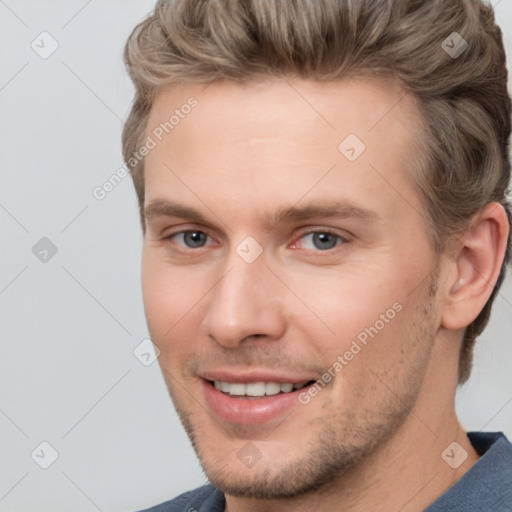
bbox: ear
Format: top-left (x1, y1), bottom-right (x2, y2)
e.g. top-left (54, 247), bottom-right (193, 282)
top-left (441, 202), bottom-right (510, 331)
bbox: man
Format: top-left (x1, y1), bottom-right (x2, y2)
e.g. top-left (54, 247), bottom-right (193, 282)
top-left (123, 0), bottom-right (512, 510)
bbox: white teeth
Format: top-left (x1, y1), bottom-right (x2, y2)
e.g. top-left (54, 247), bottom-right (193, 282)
top-left (213, 380), bottom-right (308, 397)
top-left (265, 382), bottom-right (281, 396)
top-left (245, 382), bottom-right (266, 396)
top-left (227, 383), bottom-right (245, 396)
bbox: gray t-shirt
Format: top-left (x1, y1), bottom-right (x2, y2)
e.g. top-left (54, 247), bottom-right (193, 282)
top-left (138, 432), bottom-right (512, 512)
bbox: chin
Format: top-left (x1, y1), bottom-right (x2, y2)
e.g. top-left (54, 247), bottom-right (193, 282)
top-left (196, 429), bottom-right (371, 500)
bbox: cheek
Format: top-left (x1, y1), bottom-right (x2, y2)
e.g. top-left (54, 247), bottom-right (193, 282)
top-left (285, 266), bottom-right (404, 351)
top-left (284, 251), bottom-right (431, 379)
top-left (141, 252), bottom-right (184, 338)
top-left (141, 251), bottom-right (212, 350)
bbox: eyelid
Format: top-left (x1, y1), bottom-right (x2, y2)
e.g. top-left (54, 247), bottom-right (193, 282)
top-left (162, 226), bottom-right (350, 252)
top-left (163, 227), bottom-right (218, 246)
top-left (290, 228), bottom-right (350, 249)
top-left (161, 222), bottom-right (213, 237)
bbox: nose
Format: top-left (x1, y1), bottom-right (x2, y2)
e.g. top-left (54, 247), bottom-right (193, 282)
top-left (200, 248), bottom-right (286, 349)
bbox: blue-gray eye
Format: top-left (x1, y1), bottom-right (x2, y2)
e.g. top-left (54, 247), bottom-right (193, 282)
top-left (299, 231), bottom-right (342, 250)
top-left (179, 231), bottom-right (209, 248)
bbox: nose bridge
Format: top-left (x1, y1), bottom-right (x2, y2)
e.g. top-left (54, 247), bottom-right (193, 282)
top-left (201, 244), bottom-right (285, 347)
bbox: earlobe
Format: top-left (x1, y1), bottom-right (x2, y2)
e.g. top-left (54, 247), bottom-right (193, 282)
top-left (441, 203), bottom-right (509, 331)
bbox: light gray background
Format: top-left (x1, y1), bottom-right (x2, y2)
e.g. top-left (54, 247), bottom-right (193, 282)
top-left (1, 1), bottom-right (511, 511)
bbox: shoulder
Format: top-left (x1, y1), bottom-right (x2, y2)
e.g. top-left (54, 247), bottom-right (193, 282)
top-left (425, 431), bottom-right (512, 512)
top-left (135, 483), bottom-right (224, 512)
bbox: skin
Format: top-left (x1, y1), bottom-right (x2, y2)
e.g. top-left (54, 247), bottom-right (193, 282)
top-left (140, 77), bottom-right (509, 511)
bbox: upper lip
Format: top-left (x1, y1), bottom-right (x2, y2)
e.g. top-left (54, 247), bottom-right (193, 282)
top-left (199, 369), bottom-right (317, 384)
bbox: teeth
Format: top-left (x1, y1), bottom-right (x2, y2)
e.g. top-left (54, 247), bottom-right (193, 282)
top-left (213, 380), bottom-right (309, 397)
top-left (245, 382), bottom-right (266, 396)
top-left (265, 382), bottom-right (281, 396)
top-left (228, 383), bottom-right (245, 396)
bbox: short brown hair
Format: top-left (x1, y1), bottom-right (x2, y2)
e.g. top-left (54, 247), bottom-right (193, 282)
top-left (122, 0), bottom-right (511, 383)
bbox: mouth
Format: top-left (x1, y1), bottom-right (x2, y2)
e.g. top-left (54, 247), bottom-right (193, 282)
top-left (208, 379), bottom-right (316, 399)
top-left (201, 377), bottom-right (318, 425)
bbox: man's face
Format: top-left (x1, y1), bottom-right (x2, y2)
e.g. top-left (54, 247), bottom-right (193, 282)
top-left (142, 78), bottom-right (442, 498)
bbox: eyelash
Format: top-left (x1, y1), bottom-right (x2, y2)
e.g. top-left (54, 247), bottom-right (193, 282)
top-left (293, 230), bottom-right (347, 251)
top-left (163, 228), bottom-right (348, 253)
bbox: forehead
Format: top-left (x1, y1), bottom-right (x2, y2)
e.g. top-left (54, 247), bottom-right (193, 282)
top-left (143, 77), bottom-right (424, 225)
top-left (146, 76), bottom-right (418, 147)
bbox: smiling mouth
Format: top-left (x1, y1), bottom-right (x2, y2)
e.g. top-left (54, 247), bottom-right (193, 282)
top-left (208, 379), bottom-right (316, 399)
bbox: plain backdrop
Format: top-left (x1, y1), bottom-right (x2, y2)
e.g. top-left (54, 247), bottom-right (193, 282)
top-left (1, 1), bottom-right (511, 511)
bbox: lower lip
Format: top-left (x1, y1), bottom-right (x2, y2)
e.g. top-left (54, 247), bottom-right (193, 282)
top-left (201, 379), bottom-right (311, 425)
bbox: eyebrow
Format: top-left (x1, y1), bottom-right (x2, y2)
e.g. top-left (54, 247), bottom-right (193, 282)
top-left (144, 198), bottom-right (378, 228)
top-left (265, 199), bottom-right (378, 226)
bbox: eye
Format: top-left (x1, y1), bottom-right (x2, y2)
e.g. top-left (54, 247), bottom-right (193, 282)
top-left (166, 230), bottom-right (212, 249)
top-left (293, 230), bottom-right (346, 251)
